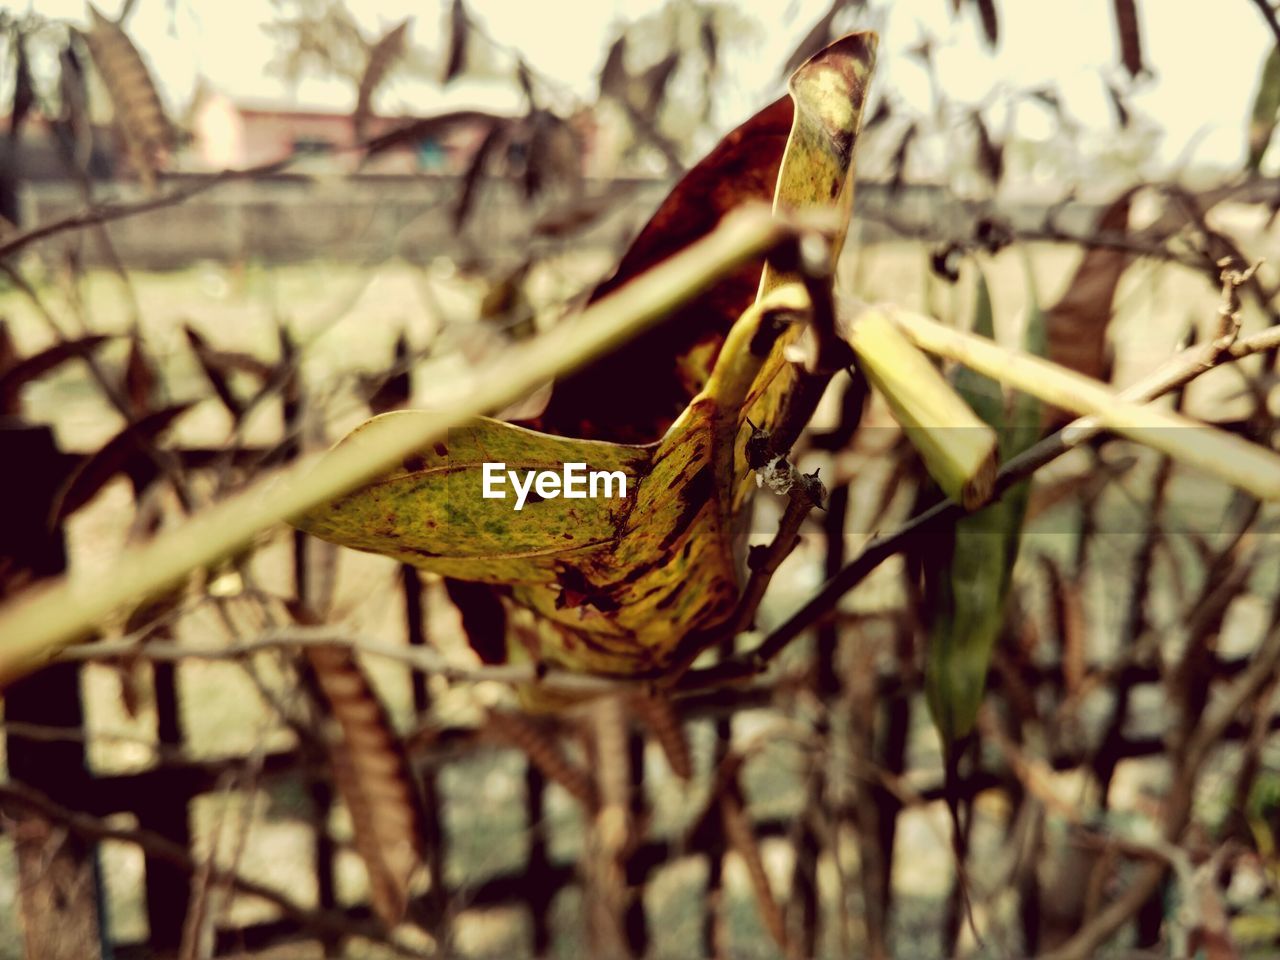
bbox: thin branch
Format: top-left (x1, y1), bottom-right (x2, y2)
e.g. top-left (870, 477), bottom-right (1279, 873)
top-left (678, 320), bottom-right (1280, 690)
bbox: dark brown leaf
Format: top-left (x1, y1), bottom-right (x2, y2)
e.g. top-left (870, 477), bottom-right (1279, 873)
top-left (971, 109), bottom-right (1003, 184)
top-left (1045, 190), bottom-right (1133, 390)
top-left (531, 95), bottom-right (794, 442)
top-left (974, 0), bottom-right (998, 48)
top-left (0, 320), bottom-right (17, 377)
top-left (1105, 79), bottom-right (1131, 129)
top-left (306, 644), bottom-right (424, 928)
top-left (354, 18), bottom-right (410, 140)
top-left (53, 403), bottom-right (192, 521)
top-left (184, 325), bottom-right (246, 422)
top-left (1112, 0), bottom-right (1144, 79)
top-left (122, 335), bottom-right (157, 417)
top-left (443, 0), bottom-right (469, 84)
top-left (700, 12), bottom-right (718, 74)
top-left (627, 691), bottom-right (691, 779)
top-left (363, 332), bottom-right (412, 414)
top-left (598, 35), bottom-right (628, 99)
top-left (83, 4), bottom-right (175, 182)
top-left (0, 335), bottom-right (111, 415)
top-left (443, 577), bottom-right (507, 665)
top-left (484, 710), bottom-right (598, 809)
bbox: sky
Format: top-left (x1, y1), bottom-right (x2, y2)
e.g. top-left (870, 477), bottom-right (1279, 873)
top-left (21, 0), bottom-right (1280, 171)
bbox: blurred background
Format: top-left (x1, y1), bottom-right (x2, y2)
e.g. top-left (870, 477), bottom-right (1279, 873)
top-left (1, 1), bottom-right (1280, 958)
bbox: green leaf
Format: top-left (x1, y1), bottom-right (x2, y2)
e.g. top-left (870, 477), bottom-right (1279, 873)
top-left (924, 264), bottom-right (1042, 744)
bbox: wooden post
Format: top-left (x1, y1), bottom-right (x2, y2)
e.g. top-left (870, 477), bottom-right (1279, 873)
top-left (1, 421), bottom-right (104, 960)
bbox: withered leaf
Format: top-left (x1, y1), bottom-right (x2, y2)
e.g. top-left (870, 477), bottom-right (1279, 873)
top-left (307, 645), bottom-right (424, 928)
top-left (443, 0), bottom-right (469, 85)
top-left (484, 710), bottom-right (597, 808)
top-left (974, 0), bottom-right (999, 48)
top-left (355, 18), bottom-right (411, 140)
top-left (971, 109), bottom-right (1003, 185)
top-left (627, 690), bottom-right (691, 779)
top-left (363, 331), bottom-right (412, 415)
top-left (1045, 189), bottom-right (1134, 391)
top-left (1112, 0), bottom-right (1144, 79)
top-left (533, 95), bottom-right (794, 442)
top-left (598, 35), bottom-right (628, 100)
top-left (83, 4), bottom-right (175, 182)
top-left (122, 335), bottom-right (157, 417)
top-left (184, 325), bottom-right (273, 423)
top-left (0, 335), bottom-right (111, 415)
top-left (54, 403), bottom-right (192, 521)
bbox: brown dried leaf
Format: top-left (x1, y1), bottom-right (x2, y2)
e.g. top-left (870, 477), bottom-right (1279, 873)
top-left (362, 331), bottom-right (412, 415)
top-left (355, 18), bottom-right (410, 140)
top-left (973, 0), bottom-right (998, 48)
top-left (598, 35), bottom-right (628, 99)
top-left (484, 710), bottom-right (598, 808)
top-left (0, 335), bottom-right (111, 415)
top-left (122, 335), bottom-right (157, 417)
top-left (53, 403), bottom-right (192, 521)
top-left (307, 645), bottom-right (424, 928)
top-left (532, 95), bottom-right (794, 442)
top-left (443, 0), bottom-right (468, 85)
top-left (971, 109), bottom-right (1003, 184)
top-left (627, 690), bottom-right (691, 779)
top-left (83, 4), bottom-right (175, 181)
top-left (1112, 0), bottom-right (1144, 79)
top-left (1045, 190), bottom-right (1133, 390)
top-left (719, 762), bottom-right (789, 955)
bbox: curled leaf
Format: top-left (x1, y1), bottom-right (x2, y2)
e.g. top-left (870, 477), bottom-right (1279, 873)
top-left (307, 645), bottom-right (424, 928)
top-left (83, 4), bottom-right (175, 182)
top-left (0, 335), bottom-right (111, 415)
top-left (53, 403), bottom-right (192, 521)
top-left (355, 19), bottom-right (410, 140)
